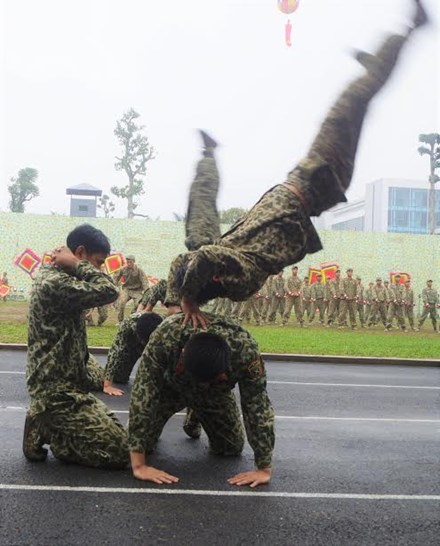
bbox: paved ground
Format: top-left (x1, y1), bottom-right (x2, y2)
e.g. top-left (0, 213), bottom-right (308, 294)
top-left (0, 350), bottom-right (439, 545)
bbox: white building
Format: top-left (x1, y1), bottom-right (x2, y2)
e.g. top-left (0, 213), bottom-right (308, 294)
top-left (313, 178), bottom-right (440, 234)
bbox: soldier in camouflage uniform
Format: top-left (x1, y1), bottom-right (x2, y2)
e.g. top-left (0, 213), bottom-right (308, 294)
top-left (384, 280), bottom-right (392, 314)
top-left (364, 282), bottom-right (375, 326)
top-left (369, 278), bottom-right (388, 328)
top-left (137, 278), bottom-right (168, 313)
top-left (356, 276), bottom-right (366, 328)
top-left (128, 313), bottom-right (275, 487)
top-left (301, 276), bottom-right (312, 323)
top-left (402, 279), bottom-right (416, 330)
top-left (309, 273), bottom-right (326, 325)
top-left (385, 275), bottom-right (406, 331)
top-left (166, 1), bottom-right (428, 327)
top-left (326, 269), bottom-right (342, 326)
top-left (231, 301), bottom-right (245, 321)
top-left (283, 266), bottom-right (304, 326)
top-left (85, 305), bottom-right (109, 327)
top-left (338, 268), bottom-right (358, 329)
top-left (23, 224), bottom-right (128, 468)
top-left (115, 255), bottom-right (149, 322)
top-left (418, 280), bottom-right (439, 332)
top-left (185, 130), bottom-right (221, 251)
top-left (238, 292), bottom-right (262, 326)
top-left (259, 277), bottom-right (274, 324)
top-left (268, 271), bottom-right (286, 324)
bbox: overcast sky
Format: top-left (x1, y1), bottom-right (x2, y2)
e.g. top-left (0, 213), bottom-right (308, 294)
top-left (1, 0), bottom-right (439, 220)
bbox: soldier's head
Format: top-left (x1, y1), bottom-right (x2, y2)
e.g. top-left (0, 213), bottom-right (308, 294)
top-left (427, 279), bottom-right (433, 288)
top-left (135, 312), bottom-right (163, 346)
top-left (356, 276), bottom-right (362, 284)
top-left (291, 266), bottom-right (298, 277)
top-left (346, 268), bottom-right (353, 278)
top-left (335, 269), bottom-right (341, 279)
top-left (394, 274), bottom-right (401, 284)
top-left (126, 255), bottom-right (136, 269)
top-left (376, 278), bottom-right (382, 285)
top-left (66, 224), bottom-right (111, 269)
top-left (183, 333), bottom-right (230, 384)
top-left (277, 271), bottom-right (284, 278)
top-left (369, 282), bottom-right (374, 288)
top-left (384, 281), bottom-right (389, 287)
top-left (316, 273), bottom-right (323, 283)
top-left (304, 276), bottom-right (309, 284)
top-left (404, 280), bottom-right (411, 288)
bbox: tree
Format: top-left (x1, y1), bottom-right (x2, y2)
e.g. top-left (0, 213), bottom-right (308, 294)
top-left (418, 133), bottom-right (440, 234)
top-left (219, 207), bottom-right (247, 224)
top-left (97, 194), bottom-right (116, 218)
top-left (111, 108), bottom-right (155, 219)
top-left (8, 168), bottom-right (40, 213)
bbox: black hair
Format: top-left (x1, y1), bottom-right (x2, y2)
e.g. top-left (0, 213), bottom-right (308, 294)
top-left (135, 312), bottom-right (163, 345)
top-left (183, 332), bottom-right (230, 383)
top-left (175, 263), bottom-right (226, 305)
top-left (66, 224), bottom-right (111, 255)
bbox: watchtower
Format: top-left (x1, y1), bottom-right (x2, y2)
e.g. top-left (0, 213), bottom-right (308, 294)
top-left (66, 183), bottom-right (102, 217)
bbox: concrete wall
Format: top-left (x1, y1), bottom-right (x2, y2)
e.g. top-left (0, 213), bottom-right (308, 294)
top-left (1, 212), bottom-right (439, 307)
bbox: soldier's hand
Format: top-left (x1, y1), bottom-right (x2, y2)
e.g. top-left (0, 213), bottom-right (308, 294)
top-left (227, 468), bottom-right (272, 488)
top-left (103, 380), bottom-right (124, 396)
top-left (181, 298), bottom-right (209, 330)
top-left (51, 246), bottom-right (80, 271)
top-left (133, 464), bottom-right (179, 484)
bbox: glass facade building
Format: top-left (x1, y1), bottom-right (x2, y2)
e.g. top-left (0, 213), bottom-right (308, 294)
top-left (388, 188), bottom-right (440, 234)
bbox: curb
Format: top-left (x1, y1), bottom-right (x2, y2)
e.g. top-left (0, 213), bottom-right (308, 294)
top-left (1, 343), bottom-right (439, 367)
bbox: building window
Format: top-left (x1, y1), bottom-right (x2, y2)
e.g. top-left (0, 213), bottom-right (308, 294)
top-left (78, 205), bottom-right (88, 212)
top-left (388, 187), bottom-right (440, 234)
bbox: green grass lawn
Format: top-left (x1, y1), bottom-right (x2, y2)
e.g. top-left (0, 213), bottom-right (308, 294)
top-left (1, 319), bottom-right (438, 359)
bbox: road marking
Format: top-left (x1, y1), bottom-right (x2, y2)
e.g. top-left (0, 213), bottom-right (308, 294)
top-left (0, 483), bottom-right (439, 500)
top-left (1, 406), bottom-right (438, 423)
top-left (268, 381), bottom-right (440, 390)
top-left (1, 371), bottom-right (438, 391)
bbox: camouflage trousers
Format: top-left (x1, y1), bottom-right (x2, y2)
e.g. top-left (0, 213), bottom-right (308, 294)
top-left (185, 157), bottom-right (221, 251)
top-left (268, 298), bottom-right (285, 323)
top-left (386, 303), bottom-right (406, 330)
top-left (239, 298), bottom-right (261, 325)
top-left (369, 301), bottom-right (387, 326)
top-left (117, 288), bottom-right (143, 322)
top-left (283, 296), bottom-right (303, 325)
top-left (339, 300), bottom-right (357, 327)
top-left (28, 392), bottom-right (128, 468)
top-left (302, 299), bottom-right (312, 321)
top-left (309, 299), bottom-right (325, 323)
top-left (87, 354), bottom-right (105, 391)
top-left (357, 303), bottom-right (365, 326)
top-left (404, 306), bottom-right (415, 329)
top-left (141, 387), bottom-right (245, 457)
top-left (327, 298), bottom-right (340, 325)
top-left (85, 305), bottom-right (109, 326)
top-left (260, 297), bottom-right (273, 322)
top-left (231, 301), bottom-right (244, 320)
top-left (418, 305), bottom-right (438, 330)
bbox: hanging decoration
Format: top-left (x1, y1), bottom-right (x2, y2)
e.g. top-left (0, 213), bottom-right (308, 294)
top-left (277, 0), bottom-right (300, 47)
top-left (308, 267), bottom-right (322, 284)
top-left (14, 248), bottom-right (41, 278)
top-left (42, 253), bottom-right (53, 266)
top-left (104, 252), bottom-right (126, 275)
top-left (390, 272), bottom-right (411, 284)
top-left (320, 262), bottom-right (340, 284)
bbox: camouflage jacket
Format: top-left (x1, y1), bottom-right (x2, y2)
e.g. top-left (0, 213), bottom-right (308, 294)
top-left (146, 279), bottom-right (167, 308)
top-left (128, 313), bottom-right (275, 469)
top-left (422, 288), bottom-right (439, 306)
top-left (328, 278), bottom-right (343, 298)
top-left (372, 285), bottom-right (387, 302)
top-left (115, 265), bottom-right (149, 291)
top-left (166, 185), bottom-right (322, 305)
top-left (272, 277), bottom-right (286, 298)
top-left (403, 288), bottom-right (415, 306)
top-left (342, 278), bottom-right (357, 300)
top-left (285, 276), bottom-right (302, 297)
top-left (310, 282), bottom-right (326, 299)
top-left (26, 262), bottom-right (119, 409)
top-left (105, 312), bottom-right (144, 381)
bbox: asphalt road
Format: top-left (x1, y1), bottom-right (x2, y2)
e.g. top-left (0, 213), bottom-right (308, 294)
top-left (0, 350), bottom-right (439, 546)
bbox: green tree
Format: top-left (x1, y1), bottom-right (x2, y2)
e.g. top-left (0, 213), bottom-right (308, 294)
top-left (418, 133), bottom-right (440, 234)
top-left (219, 207), bottom-right (247, 224)
top-left (8, 168), bottom-right (40, 213)
top-left (97, 194), bottom-right (116, 218)
top-left (111, 108), bottom-right (155, 219)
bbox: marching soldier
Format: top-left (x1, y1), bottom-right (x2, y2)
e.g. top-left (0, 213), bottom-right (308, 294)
top-left (301, 276), bottom-right (312, 323)
top-left (364, 282), bottom-right (375, 325)
top-left (238, 292), bottom-right (262, 326)
top-left (418, 280), bottom-right (439, 332)
top-left (309, 273), bottom-right (326, 325)
top-left (369, 278), bottom-right (388, 328)
top-left (385, 274), bottom-right (406, 331)
top-left (403, 279), bottom-right (416, 331)
top-left (260, 276), bottom-right (275, 324)
top-left (282, 266), bottom-right (304, 326)
top-left (326, 269), bottom-right (343, 326)
top-left (338, 268), bottom-right (357, 329)
top-left (115, 255), bottom-right (149, 323)
top-left (268, 271), bottom-right (286, 324)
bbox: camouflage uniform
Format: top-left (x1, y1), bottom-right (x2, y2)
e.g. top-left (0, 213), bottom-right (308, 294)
top-left (139, 279), bottom-right (167, 310)
top-left (403, 285), bottom-right (416, 330)
top-left (167, 31), bottom-right (413, 308)
top-left (115, 264), bottom-right (149, 322)
top-left (128, 313), bottom-right (275, 470)
top-left (364, 284), bottom-right (374, 325)
top-left (370, 283), bottom-right (388, 327)
top-left (418, 286), bottom-right (439, 331)
top-left (386, 282), bottom-right (406, 331)
top-left (25, 262), bottom-right (128, 468)
top-left (104, 312), bottom-right (145, 384)
top-left (326, 276), bottom-right (343, 326)
top-left (301, 280), bottom-right (312, 322)
top-left (260, 278), bottom-right (274, 323)
top-left (268, 274), bottom-right (286, 324)
top-left (85, 305), bottom-right (109, 326)
top-left (231, 301), bottom-right (244, 321)
top-left (185, 156), bottom-right (221, 251)
top-left (338, 276), bottom-right (358, 328)
top-left (309, 281), bottom-right (326, 324)
top-left (283, 274), bottom-right (303, 326)
top-left (356, 280), bottom-right (366, 327)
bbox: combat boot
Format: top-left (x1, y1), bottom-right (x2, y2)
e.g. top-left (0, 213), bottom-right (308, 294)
top-left (22, 412), bottom-right (48, 462)
top-left (183, 408), bottom-right (201, 440)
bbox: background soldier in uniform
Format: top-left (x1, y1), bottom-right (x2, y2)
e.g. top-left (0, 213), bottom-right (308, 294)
top-left (128, 314), bottom-right (275, 488)
top-left (356, 276), bottom-right (366, 328)
top-left (385, 274), bottom-right (406, 331)
top-left (365, 282), bottom-right (375, 326)
top-left (268, 271), bottom-right (286, 324)
top-left (403, 279), bottom-right (416, 331)
top-left (326, 269), bottom-right (342, 327)
top-left (283, 266), bottom-right (304, 327)
top-left (239, 292), bottom-right (262, 326)
top-left (301, 276), bottom-right (312, 323)
top-left (260, 277), bottom-right (274, 324)
top-left (115, 255), bottom-right (149, 322)
top-left (418, 280), bottom-right (439, 332)
top-left (338, 268), bottom-right (357, 329)
top-left (23, 224), bottom-right (128, 468)
top-left (309, 273), bottom-right (326, 325)
top-left (369, 278), bottom-right (388, 328)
